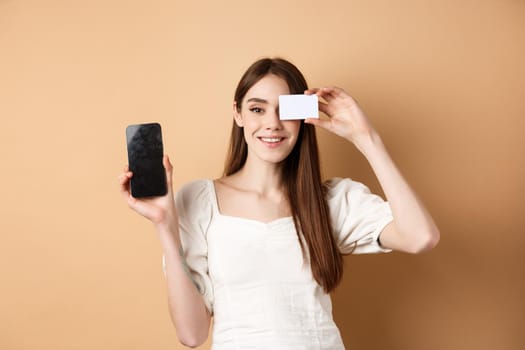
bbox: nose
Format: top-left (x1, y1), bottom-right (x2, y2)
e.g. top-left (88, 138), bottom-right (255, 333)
top-left (264, 107), bottom-right (282, 130)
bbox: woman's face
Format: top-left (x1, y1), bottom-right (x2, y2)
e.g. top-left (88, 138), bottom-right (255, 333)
top-left (234, 74), bottom-right (301, 165)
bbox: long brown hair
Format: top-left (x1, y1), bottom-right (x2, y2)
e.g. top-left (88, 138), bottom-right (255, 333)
top-left (223, 57), bottom-right (344, 293)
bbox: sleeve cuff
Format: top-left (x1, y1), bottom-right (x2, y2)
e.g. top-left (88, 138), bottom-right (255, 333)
top-left (372, 214), bottom-right (394, 253)
top-left (351, 214), bottom-right (394, 254)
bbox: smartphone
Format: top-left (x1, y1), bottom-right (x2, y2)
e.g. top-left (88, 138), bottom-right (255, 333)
top-left (125, 122), bottom-right (167, 198)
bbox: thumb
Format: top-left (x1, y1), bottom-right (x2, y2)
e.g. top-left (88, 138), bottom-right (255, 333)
top-left (305, 118), bottom-right (331, 131)
top-left (163, 154), bottom-right (174, 187)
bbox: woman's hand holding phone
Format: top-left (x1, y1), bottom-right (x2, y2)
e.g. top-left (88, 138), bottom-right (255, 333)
top-left (118, 154), bottom-right (178, 230)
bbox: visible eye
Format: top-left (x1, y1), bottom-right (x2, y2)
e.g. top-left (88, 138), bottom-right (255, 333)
top-left (249, 107), bottom-right (263, 114)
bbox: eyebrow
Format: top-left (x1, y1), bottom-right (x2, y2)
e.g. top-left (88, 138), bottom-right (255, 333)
top-left (246, 97), bottom-right (268, 104)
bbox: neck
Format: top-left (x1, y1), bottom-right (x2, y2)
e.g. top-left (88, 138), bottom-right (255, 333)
top-left (233, 154), bottom-right (284, 195)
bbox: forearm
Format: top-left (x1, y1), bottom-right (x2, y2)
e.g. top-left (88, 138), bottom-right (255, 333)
top-left (355, 131), bottom-right (440, 250)
top-left (156, 222), bottom-right (211, 347)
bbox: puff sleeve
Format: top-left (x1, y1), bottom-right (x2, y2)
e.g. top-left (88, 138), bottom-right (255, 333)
top-left (325, 177), bottom-right (394, 254)
top-left (162, 179), bottom-right (214, 316)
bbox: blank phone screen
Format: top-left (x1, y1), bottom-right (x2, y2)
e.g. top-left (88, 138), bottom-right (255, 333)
top-left (126, 123), bottom-right (167, 198)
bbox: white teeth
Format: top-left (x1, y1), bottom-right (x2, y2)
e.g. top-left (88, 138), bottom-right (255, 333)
top-left (260, 137), bottom-right (282, 143)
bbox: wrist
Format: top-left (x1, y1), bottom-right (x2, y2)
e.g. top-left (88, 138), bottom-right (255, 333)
top-left (155, 214), bottom-right (180, 240)
top-left (152, 205), bottom-right (178, 229)
top-left (353, 130), bottom-right (384, 155)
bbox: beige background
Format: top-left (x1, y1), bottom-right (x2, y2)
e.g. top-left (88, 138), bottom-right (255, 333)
top-left (1, 0), bottom-right (524, 349)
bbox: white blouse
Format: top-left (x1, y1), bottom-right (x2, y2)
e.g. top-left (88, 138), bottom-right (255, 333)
top-left (163, 178), bottom-right (393, 349)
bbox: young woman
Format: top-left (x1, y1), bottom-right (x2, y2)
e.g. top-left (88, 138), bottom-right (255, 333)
top-left (118, 57), bottom-right (440, 349)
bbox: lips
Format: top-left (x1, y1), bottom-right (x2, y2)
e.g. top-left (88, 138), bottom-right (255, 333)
top-left (257, 136), bottom-right (286, 148)
top-left (259, 137), bottom-right (284, 143)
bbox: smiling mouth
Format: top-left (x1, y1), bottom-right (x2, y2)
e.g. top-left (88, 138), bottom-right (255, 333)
top-left (258, 137), bottom-right (284, 143)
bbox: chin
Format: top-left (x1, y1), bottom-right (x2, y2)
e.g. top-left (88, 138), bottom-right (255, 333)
top-left (262, 155), bottom-right (289, 164)
top-left (253, 149), bottom-right (292, 165)
top-left (246, 138), bottom-right (297, 165)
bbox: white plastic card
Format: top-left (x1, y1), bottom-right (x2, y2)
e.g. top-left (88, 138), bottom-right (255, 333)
top-left (279, 94), bottom-right (319, 120)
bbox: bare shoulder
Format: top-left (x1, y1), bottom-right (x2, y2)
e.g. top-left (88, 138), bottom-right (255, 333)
top-left (213, 175), bottom-right (244, 197)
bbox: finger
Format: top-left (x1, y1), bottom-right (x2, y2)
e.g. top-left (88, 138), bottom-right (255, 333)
top-left (312, 87), bottom-right (336, 102)
top-left (318, 101), bottom-right (332, 116)
top-left (163, 154), bottom-right (174, 188)
top-left (304, 88), bottom-right (320, 95)
top-left (316, 87), bottom-right (342, 101)
top-left (306, 88), bottom-right (331, 106)
top-left (321, 86), bottom-right (345, 96)
top-left (305, 118), bottom-right (332, 131)
top-left (126, 193), bottom-right (138, 208)
top-left (320, 87), bottom-right (352, 104)
top-left (118, 172), bottom-right (133, 198)
top-left (118, 171), bottom-right (132, 185)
